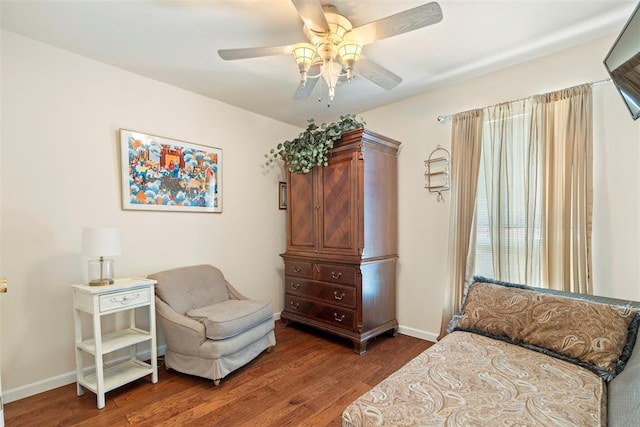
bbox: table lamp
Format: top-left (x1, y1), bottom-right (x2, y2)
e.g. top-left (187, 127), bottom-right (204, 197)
top-left (81, 227), bottom-right (122, 286)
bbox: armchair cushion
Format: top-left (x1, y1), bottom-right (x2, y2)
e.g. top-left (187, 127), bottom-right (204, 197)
top-left (187, 299), bottom-right (274, 340)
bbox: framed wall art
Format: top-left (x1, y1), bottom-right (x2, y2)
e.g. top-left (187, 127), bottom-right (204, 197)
top-left (120, 129), bottom-right (222, 213)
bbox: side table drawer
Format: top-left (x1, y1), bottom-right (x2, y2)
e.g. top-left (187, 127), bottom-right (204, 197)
top-left (99, 287), bottom-right (151, 313)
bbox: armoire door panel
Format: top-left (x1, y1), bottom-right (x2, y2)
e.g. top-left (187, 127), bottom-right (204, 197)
top-left (288, 171), bottom-right (317, 251)
top-left (320, 156), bottom-right (358, 254)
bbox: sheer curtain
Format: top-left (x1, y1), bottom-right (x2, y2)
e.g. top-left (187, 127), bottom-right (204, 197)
top-left (474, 99), bottom-right (542, 285)
top-left (440, 84), bottom-right (593, 336)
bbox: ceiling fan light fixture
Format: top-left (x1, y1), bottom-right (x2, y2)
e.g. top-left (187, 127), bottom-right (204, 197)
top-left (324, 12), bottom-right (352, 44)
top-left (219, 1), bottom-right (444, 104)
top-left (337, 41), bottom-right (362, 80)
top-left (321, 58), bottom-right (341, 101)
top-left (292, 42), bottom-right (317, 84)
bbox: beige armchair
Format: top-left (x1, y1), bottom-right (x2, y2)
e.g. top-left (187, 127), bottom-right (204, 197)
top-left (148, 264), bottom-right (275, 385)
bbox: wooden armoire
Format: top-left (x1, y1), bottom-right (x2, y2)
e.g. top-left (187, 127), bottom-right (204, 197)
top-left (280, 128), bottom-right (400, 354)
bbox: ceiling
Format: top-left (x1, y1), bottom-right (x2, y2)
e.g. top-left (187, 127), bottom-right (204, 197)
top-left (1, 0), bottom-right (637, 127)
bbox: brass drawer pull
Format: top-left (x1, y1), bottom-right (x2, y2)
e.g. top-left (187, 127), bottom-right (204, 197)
top-left (333, 313), bottom-right (346, 322)
top-left (290, 301), bottom-right (300, 309)
top-left (293, 266), bottom-right (302, 273)
top-left (333, 291), bottom-right (345, 300)
top-left (290, 282), bottom-right (301, 290)
top-left (331, 271), bottom-right (342, 280)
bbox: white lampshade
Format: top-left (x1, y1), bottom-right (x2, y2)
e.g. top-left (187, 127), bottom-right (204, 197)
top-left (81, 227), bottom-right (122, 257)
top-left (292, 42), bottom-right (316, 84)
top-left (337, 41), bottom-right (362, 63)
top-left (337, 41), bottom-right (362, 81)
top-left (81, 227), bottom-right (121, 286)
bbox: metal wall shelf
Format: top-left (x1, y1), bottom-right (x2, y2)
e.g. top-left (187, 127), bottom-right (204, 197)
top-left (424, 145), bottom-right (450, 201)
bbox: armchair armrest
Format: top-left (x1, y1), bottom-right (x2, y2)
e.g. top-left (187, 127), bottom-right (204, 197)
top-left (155, 297), bottom-right (207, 355)
top-left (226, 283), bottom-right (249, 300)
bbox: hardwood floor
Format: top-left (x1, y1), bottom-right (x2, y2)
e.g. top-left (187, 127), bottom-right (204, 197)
top-left (4, 321), bottom-right (433, 426)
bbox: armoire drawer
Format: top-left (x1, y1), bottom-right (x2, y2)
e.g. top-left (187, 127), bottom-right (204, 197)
top-left (285, 295), bottom-right (355, 330)
top-left (284, 260), bottom-right (313, 278)
top-left (285, 276), bottom-right (356, 308)
top-left (315, 263), bottom-right (357, 286)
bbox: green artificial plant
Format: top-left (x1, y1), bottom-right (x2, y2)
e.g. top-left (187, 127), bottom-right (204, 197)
top-left (265, 114), bottom-right (365, 174)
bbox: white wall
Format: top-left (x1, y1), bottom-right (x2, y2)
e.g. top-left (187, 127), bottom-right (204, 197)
top-left (0, 31), bottom-right (299, 400)
top-left (2, 30), bottom-right (640, 403)
top-left (360, 34), bottom-right (640, 338)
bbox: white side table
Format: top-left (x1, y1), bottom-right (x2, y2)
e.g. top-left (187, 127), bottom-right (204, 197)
top-left (72, 277), bottom-right (158, 409)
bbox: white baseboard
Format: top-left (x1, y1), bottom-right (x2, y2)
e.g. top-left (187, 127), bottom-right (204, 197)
top-left (276, 310), bottom-right (436, 342)
top-left (5, 317), bottom-right (435, 404)
top-left (397, 325), bottom-right (438, 343)
top-left (4, 370), bottom-right (77, 404)
top-left (3, 345), bottom-right (167, 404)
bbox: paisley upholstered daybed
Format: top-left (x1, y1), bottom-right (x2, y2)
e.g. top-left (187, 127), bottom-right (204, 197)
top-left (342, 277), bottom-right (640, 426)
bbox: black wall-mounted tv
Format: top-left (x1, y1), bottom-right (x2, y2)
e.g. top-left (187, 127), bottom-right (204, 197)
top-left (604, 1), bottom-right (640, 120)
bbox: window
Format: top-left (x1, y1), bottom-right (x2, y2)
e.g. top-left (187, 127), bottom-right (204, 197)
top-left (472, 105), bottom-right (542, 286)
top-left (441, 84), bottom-right (593, 337)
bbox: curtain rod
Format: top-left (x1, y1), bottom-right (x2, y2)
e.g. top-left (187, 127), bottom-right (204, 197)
top-left (436, 78), bottom-right (612, 123)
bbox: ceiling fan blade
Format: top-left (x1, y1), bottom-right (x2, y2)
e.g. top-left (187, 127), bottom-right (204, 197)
top-left (293, 78), bottom-right (320, 100)
top-left (218, 45), bottom-right (294, 61)
top-left (354, 56), bottom-right (402, 90)
top-left (349, 2), bottom-right (443, 45)
top-left (291, 0), bottom-right (329, 35)
top-left (293, 64), bottom-right (321, 99)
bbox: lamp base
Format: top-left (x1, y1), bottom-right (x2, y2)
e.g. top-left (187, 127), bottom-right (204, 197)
top-left (88, 258), bottom-right (115, 286)
top-left (88, 278), bottom-right (114, 286)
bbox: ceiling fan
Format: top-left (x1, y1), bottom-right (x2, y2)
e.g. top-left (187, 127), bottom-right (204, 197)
top-left (218, 0), bottom-right (443, 104)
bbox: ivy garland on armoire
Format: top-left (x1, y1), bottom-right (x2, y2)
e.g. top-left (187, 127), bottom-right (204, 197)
top-left (265, 114), bottom-right (365, 174)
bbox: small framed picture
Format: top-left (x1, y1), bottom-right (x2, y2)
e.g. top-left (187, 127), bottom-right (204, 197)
top-left (278, 182), bottom-right (287, 210)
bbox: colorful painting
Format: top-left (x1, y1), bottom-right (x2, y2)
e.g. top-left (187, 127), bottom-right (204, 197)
top-left (120, 129), bottom-right (222, 212)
